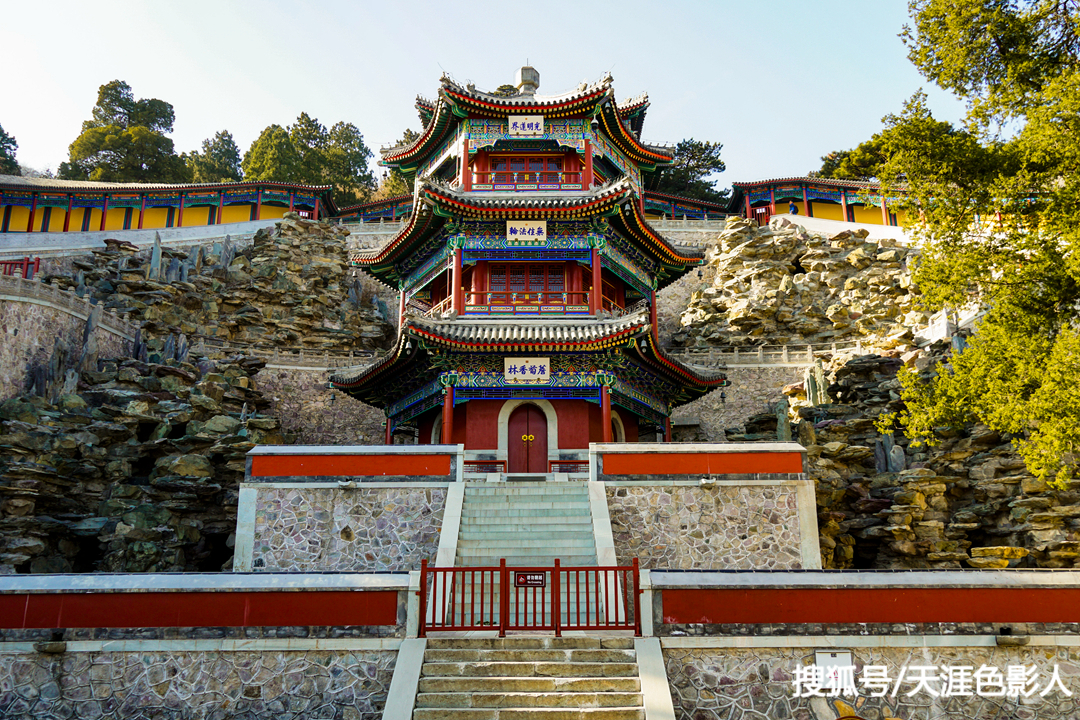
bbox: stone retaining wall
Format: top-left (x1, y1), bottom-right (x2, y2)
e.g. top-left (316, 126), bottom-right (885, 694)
top-left (0, 299), bottom-right (129, 401)
top-left (663, 645), bottom-right (1080, 720)
top-left (251, 486), bottom-right (446, 571)
top-left (674, 366), bottom-right (805, 439)
top-left (607, 485), bottom-right (805, 570)
top-left (0, 648), bottom-right (396, 719)
top-left (253, 368), bottom-right (387, 445)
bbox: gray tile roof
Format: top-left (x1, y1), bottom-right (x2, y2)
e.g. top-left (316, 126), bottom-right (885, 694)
top-left (408, 310), bottom-right (649, 345)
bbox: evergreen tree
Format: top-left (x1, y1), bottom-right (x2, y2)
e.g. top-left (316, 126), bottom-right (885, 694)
top-left (242, 125), bottom-right (303, 182)
top-left (881, 0), bottom-right (1080, 485)
top-left (653, 139), bottom-right (728, 204)
top-left (243, 114), bottom-right (375, 203)
top-left (186, 130), bottom-right (242, 183)
top-left (0, 123), bottom-right (19, 176)
top-left (59, 80), bottom-right (188, 182)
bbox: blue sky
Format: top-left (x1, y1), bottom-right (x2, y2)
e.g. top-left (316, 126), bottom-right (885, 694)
top-left (2, 0), bottom-right (966, 188)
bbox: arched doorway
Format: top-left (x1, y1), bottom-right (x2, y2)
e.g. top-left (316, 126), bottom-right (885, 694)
top-left (507, 404), bottom-right (548, 473)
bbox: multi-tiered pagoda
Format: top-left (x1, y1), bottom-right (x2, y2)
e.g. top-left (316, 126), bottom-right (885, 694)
top-left (331, 67), bottom-right (726, 474)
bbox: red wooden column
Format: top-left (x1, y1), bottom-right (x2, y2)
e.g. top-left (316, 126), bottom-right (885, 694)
top-left (99, 194), bottom-right (109, 231)
top-left (583, 139), bottom-right (593, 188)
top-left (601, 384), bottom-right (613, 443)
top-left (768, 186), bottom-right (776, 217)
top-left (590, 248), bottom-right (601, 314)
top-left (138, 194), bottom-right (146, 229)
top-left (441, 386), bottom-right (455, 444)
top-left (462, 138), bottom-right (471, 191)
top-left (399, 288), bottom-right (406, 323)
top-left (650, 290), bottom-right (658, 340)
top-left (314, 198), bottom-right (321, 220)
top-left (880, 195), bottom-right (890, 225)
top-left (744, 194), bottom-right (752, 219)
top-left (63, 194), bottom-right (72, 232)
top-left (451, 247), bottom-right (464, 314)
top-left (664, 417), bottom-right (672, 442)
top-left (255, 189), bottom-right (262, 221)
top-left (384, 416), bottom-right (392, 444)
top-left (802, 186), bottom-right (812, 217)
top-left (177, 194), bottom-right (185, 228)
top-left (841, 192), bottom-right (849, 223)
top-left (217, 192), bottom-right (225, 225)
top-left (288, 192), bottom-right (294, 213)
top-left (26, 193), bottom-right (38, 233)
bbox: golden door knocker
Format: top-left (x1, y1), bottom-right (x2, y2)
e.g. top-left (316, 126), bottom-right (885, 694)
top-left (521, 434), bottom-right (535, 443)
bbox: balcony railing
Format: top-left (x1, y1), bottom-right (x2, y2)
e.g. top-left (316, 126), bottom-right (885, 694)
top-left (471, 172), bottom-right (584, 191)
top-left (464, 290), bottom-right (591, 315)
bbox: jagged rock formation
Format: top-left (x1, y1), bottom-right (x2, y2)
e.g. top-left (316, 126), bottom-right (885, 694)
top-left (46, 214), bottom-right (393, 356)
top-left (0, 354), bottom-right (282, 574)
top-left (675, 216), bottom-right (926, 347)
top-left (743, 347), bottom-right (1080, 571)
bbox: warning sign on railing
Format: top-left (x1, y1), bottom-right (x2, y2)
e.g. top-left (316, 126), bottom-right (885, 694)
top-left (515, 572), bottom-right (545, 588)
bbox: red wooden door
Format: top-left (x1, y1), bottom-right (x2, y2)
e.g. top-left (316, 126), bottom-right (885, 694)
top-left (507, 404), bottom-right (547, 473)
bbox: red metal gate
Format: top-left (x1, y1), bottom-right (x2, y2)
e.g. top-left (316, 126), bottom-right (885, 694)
top-left (418, 558), bottom-right (641, 637)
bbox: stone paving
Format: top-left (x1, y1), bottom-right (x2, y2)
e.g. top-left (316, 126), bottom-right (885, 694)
top-left (0, 649), bottom-right (395, 719)
top-left (607, 485), bottom-right (803, 570)
top-left (664, 646), bottom-right (1080, 720)
top-left (252, 487), bottom-right (446, 572)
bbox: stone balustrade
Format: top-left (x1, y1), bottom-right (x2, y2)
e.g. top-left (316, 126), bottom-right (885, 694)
top-left (0, 273), bottom-right (139, 341)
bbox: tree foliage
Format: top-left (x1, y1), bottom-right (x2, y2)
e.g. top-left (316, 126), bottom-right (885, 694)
top-left (242, 114), bottom-right (375, 204)
top-left (186, 130), bottom-right (242, 183)
top-left (813, 113), bottom-right (964, 180)
top-left (653, 139), bottom-right (728, 204)
top-left (372, 129), bottom-right (420, 201)
top-left (884, 0), bottom-right (1080, 485)
top-left (58, 80), bottom-right (188, 182)
top-left (0, 123), bottom-right (19, 176)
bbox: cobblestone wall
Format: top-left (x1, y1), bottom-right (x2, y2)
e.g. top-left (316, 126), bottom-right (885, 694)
top-left (664, 645), bottom-right (1080, 720)
top-left (254, 368), bottom-right (387, 445)
top-left (0, 299), bottom-right (129, 401)
top-left (0, 648), bottom-right (395, 719)
top-left (607, 485), bottom-right (804, 570)
top-left (252, 486), bottom-right (446, 571)
top-left (674, 366), bottom-right (806, 439)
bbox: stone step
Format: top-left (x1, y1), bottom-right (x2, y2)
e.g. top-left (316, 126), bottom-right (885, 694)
top-left (461, 501), bottom-right (592, 511)
top-left (416, 691), bottom-right (641, 710)
top-left (416, 677), bottom-right (641, 695)
top-left (457, 515), bottom-right (595, 526)
top-left (461, 508), bottom-right (592, 519)
top-left (413, 707), bottom-right (644, 720)
top-left (421, 662), bottom-right (639, 678)
top-left (449, 561), bottom-right (600, 569)
top-left (451, 548), bottom-right (596, 561)
top-left (458, 527), bottom-right (594, 538)
top-left (425, 638), bottom-right (634, 651)
top-left (425, 649), bottom-right (636, 663)
top-left (457, 538), bottom-right (596, 549)
top-left (466, 486), bottom-right (590, 495)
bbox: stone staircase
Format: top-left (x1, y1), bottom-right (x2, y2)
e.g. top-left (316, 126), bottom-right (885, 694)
top-left (455, 483), bottom-right (598, 567)
top-left (414, 637), bottom-right (643, 720)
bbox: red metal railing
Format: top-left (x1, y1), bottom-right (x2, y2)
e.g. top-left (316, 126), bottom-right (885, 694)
top-left (464, 291), bottom-right (591, 313)
top-left (418, 558), bottom-right (641, 637)
top-left (0, 257), bottom-right (40, 280)
top-left (549, 460), bottom-right (589, 473)
top-left (472, 172), bottom-right (583, 187)
top-left (464, 460), bottom-right (506, 474)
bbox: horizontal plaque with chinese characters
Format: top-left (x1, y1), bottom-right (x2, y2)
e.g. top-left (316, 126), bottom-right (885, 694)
top-left (506, 220), bottom-right (547, 246)
top-left (504, 358), bottom-right (550, 384)
top-left (508, 116), bottom-right (544, 136)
